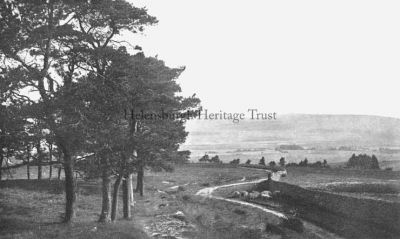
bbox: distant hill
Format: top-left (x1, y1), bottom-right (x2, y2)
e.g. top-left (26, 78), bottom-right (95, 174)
top-left (182, 114), bottom-right (400, 150)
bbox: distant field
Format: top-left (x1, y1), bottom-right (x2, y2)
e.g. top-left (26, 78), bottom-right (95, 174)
top-left (181, 114), bottom-right (400, 167)
top-left (281, 166), bottom-right (400, 190)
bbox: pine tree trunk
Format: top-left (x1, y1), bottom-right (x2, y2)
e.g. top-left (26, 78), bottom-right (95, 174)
top-left (136, 164), bottom-right (144, 196)
top-left (57, 166), bottom-right (62, 180)
top-left (58, 151), bottom-right (62, 180)
top-left (122, 175), bottom-right (132, 219)
top-left (129, 174), bottom-right (134, 206)
top-left (26, 146), bottom-right (30, 180)
top-left (49, 144), bottom-right (53, 179)
top-left (111, 175), bottom-right (123, 222)
top-left (99, 165), bottom-right (111, 222)
top-left (37, 143), bottom-right (42, 180)
top-left (38, 163), bottom-right (42, 180)
top-left (0, 153), bottom-right (3, 181)
top-left (63, 152), bottom-right (75, 222)
top-left (49, 165), bottom-right (52, 179)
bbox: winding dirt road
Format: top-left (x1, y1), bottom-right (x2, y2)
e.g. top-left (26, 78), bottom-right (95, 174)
top-left (195, 175), bottom-right (343, 239)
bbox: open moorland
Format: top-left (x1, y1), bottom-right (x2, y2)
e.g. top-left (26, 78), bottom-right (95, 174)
top-left (1, 164), bottom-right (399, 239)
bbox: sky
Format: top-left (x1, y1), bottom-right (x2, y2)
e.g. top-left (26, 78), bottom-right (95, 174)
top-left (127, 0), bottom-right (400, 118)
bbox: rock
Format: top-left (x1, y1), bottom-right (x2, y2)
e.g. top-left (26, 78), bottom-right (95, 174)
top-left (249, 191), bottom-right (260, 199)
top-left (151, 232), bottom-right (162, 237)
top-left (240, 191), bottom-right (249, 197)
top-left (171, 211), bottom-right (187, 222)
top-left (166, 185), bottom-right (186, 194)
top-left (232, 191), bottom-right (241, 198)
top-left (161, 235), bottom-right (177, 239)
top-left (260, 190), bottom-right (272, 199)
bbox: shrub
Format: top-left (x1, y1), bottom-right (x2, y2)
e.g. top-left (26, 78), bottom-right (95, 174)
top-left (265, 223), bottom-right (285, 235)
top-left (280, 216), bottom-right (304, 233)
top-left (210, 155), bottom-right (222, 164)
top-left (229, 158), bottom-right (240, 165)
top-left (233, 208), bottom-right (246, 215)
top-left (279, 157), bottom-right (286, 167)
top-left (238, 227), bottom-right (262, 239)
top-left (182, 194), bottom-right (191, 201)
top-left (259, 157), bottom-right (266, 166)
top-left (199, 154), bottom-right (210, 162)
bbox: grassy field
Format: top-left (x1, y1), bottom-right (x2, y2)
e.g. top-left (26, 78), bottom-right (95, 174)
top-left (1, 164), bottom-right (399, 239)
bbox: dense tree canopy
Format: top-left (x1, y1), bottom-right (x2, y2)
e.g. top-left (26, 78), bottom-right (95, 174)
top-left (0, 0), bottom-right (200, 223)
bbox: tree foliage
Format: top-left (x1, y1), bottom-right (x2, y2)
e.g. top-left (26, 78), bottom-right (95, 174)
top-left (0, 0), bottom-right (199, 223)
top-left (346, 154), bottom-right (379, 170)
top-left (259, 156), bottom-right (266, 166)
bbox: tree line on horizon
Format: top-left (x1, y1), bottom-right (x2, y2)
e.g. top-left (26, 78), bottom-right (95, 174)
top-left (198, 154), bottom-right (286, 168)
top-left (0, 0), bottom-right (199, 223)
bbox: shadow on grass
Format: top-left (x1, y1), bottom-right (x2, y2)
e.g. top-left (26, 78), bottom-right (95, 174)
top-left (0, 179), bottom-right (65, 194)
top-left (0, 179), bottom-right (148, 239)
top-left (0, 179), bottom-right (103, 196)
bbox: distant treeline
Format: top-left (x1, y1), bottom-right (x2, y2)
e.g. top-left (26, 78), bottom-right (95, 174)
top-left (197, 152), bottom-right (387, 171)
top-left (275, 144), bottom-right (305, 151)
top-left (286, 158), bottom-right (329, 168)
top-left (198, 154), bottom-right (286, 168)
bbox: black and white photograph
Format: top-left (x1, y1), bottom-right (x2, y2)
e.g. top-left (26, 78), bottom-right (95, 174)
top-left (1, 0), bottom-right (400, 238)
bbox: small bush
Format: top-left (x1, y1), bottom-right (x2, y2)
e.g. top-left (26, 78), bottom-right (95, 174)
top-left (265, 223), bottom-right (285, 235)
top-left (280, 216), bottom-right (304, 233)
top-left (233, 208), bottom-right (246, 215)
top-left (238, 227), bottom-right (262, 239)
top-left (182, 194), bottom-right (191, 201)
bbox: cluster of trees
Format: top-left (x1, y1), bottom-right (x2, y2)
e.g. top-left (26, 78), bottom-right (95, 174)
top-left (229, 158), bottom-right (240, 165)
top-left (258, 157), bottom-right (286, 167)
top-left (198, 154), bottom-right (222, 164)
top-left (346, 154), bottom-right (379, 170)
top-left (0, 0), bottom-right (199, 223)
top-left (286, 158), bottom-right (329, 168)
